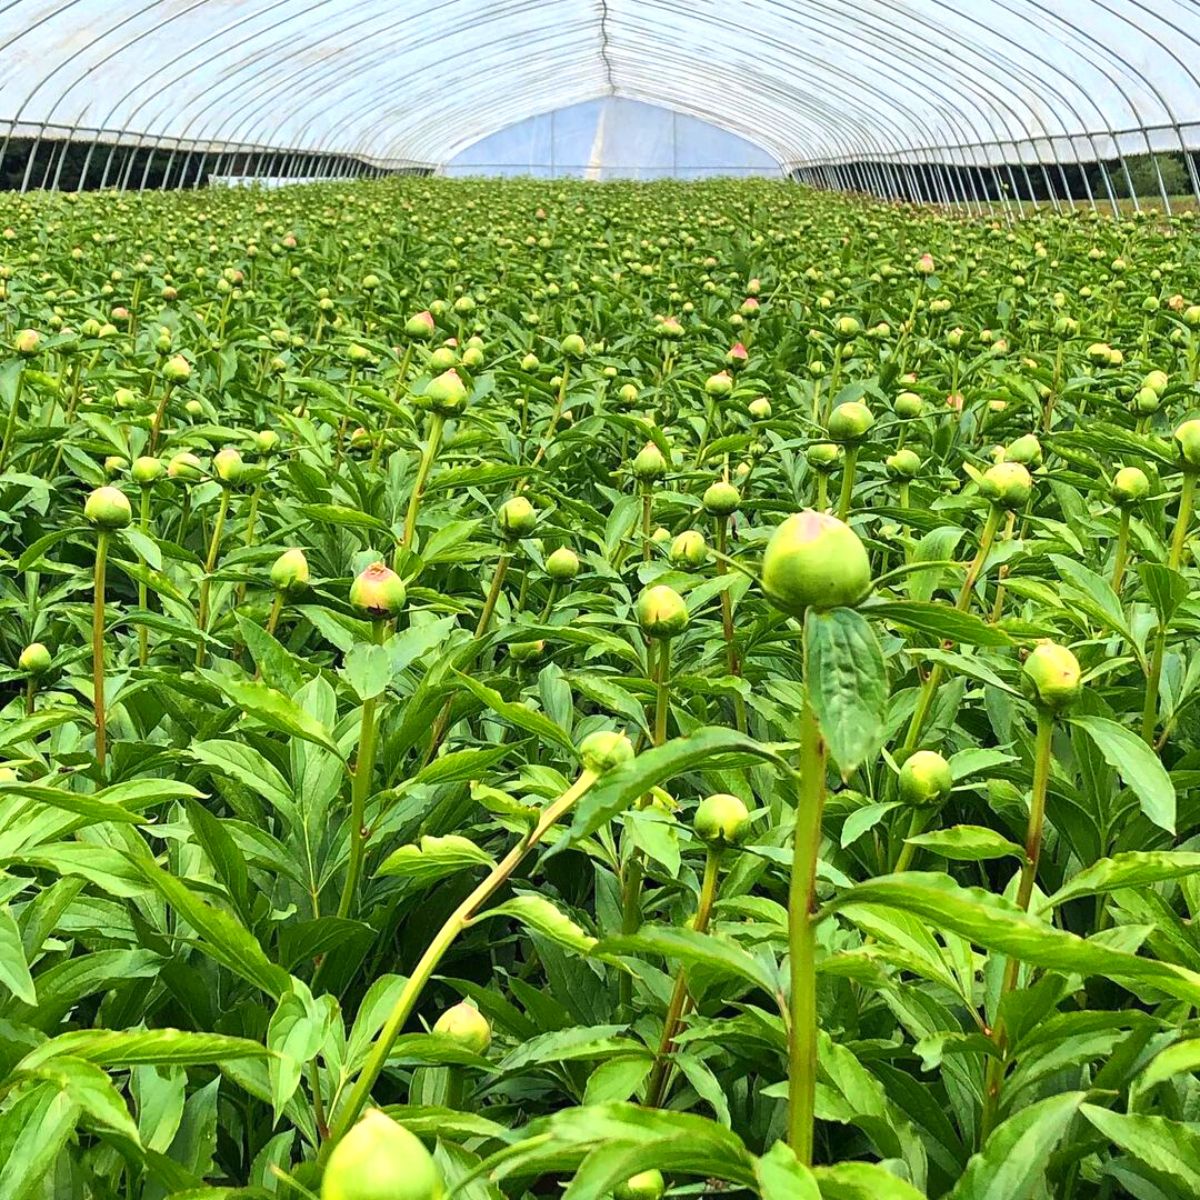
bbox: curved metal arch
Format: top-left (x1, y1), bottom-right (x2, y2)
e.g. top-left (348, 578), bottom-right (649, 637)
top-left (222, 4), bottom-right (813, 165)
top-left (231, 12), bottom-right (603, 158)
top-left (70, 0), bottom-right (331, 178)
top-left (388, 49), bottom-right (851, 165)
top-left (620, 0), bottom-right (1030, 208)
top-left (179, 0), bottom-right (587, 156)
top-left (392, 5), bottom-right (959, 168)
top-left (628, 0), bottom-right (1024, 151)
top-left (0, 1), bottom-right (1199, 188)
top-left (110, 0), bottom-right (438, 160)
top-left (606, 2), bottom-right (989, 179)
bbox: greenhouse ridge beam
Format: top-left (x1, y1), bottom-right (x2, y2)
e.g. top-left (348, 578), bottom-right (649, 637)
top-left (0, 1), bottom-right (1196, 187)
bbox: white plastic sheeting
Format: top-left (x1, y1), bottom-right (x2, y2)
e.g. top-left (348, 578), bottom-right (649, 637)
top-left (443, 98), bottom-right (781, 179)
top-left (0, 0), bottom-right (1198, 171)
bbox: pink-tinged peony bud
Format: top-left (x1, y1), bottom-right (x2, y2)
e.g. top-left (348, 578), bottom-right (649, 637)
top-left (404, 310), bottom-right (436, 340)
top-left (349, 561), bottom-right (407, 620)
top-left (917, 253), bottom-right (936, 274)
top-left (946, 392), bottom-right (964, 414)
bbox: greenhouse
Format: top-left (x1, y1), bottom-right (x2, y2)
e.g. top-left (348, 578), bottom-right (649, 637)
top-left (1, 2), bottom-right (1200, 1198)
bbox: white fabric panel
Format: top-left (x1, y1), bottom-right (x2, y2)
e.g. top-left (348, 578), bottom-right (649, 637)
top-left (0, 0), bottom-right (1196, 166)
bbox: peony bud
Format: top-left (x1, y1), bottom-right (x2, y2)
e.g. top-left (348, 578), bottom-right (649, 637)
top-left (349, 561), bottom-right (407, 620)
top-left (84, 485), bottom-right (132, 530)
top-left (702, 480), bottom-right (740, 516)
top-left (669, 529), bottom-right (708, 568)
top-left (321, 1109), bottom-right (445, 1200)
top-left (762, 511), bottom-right (872, 614)
top-left (433, 1001), bottom-right (491, 1053)
top-left (546, 546), bottom-right (580, 581)
top-left (497, 495), bottom-right (536, 540)
top-left (580, 729), bottom-right (635, 774)
top-left (693, 792), bottom-right (751, 848)
top-left (980, 462), bottom-right (1032, 510)
top-left (898, 750), bottom-right (953, 808)
top-left (270, 548), bottom-right (310, 598)
top-left (18, 642), bottom-right (51, 675)
top-left (637, 584), bottom-right (689, 639)
top-left (1022, 642), bottom-right (1082, 712)
top-left (1110, 466), bottom-right (1149, 506)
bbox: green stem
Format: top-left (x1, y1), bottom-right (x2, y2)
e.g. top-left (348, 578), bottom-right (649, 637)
top-left (1142, 471), bottom-right (1195, 745)
top-left (424, 551), bottom-right (511, 764)
top-left (24, 676), bottom-right (35, 717)
top-left (0, 366), bottom-right (26, 473)
top-left (641, 485), bottom-right (654, 563)
top-left (646, 849), bottom-right (722, 1106)
top-left (715, 516), bottom-right (747, 733)
top-left (816, 472), bottom-right (828, 512)
top-left (93, 531), bottom-right (110, 771)
top-left (195, 488), bottom-right (232, 667)
top-left (653, 638), bottom-right (672, 747)
top-left (836, 445), bottom-right (859, 522)
top-left (336, 621), bottom-right (386, 920)
top-left (1111, 509), bottom-right (1131, 594)
top-left (475, 551), bottom-right (510, 639)
top-left (401, 412), bottom-right (445, 551)
top-left (321, 768), bottom-right (598, 1158)
top-left (788, 694), bottom-right (827, 1164)
top-left (149, 382), bottom-right (174, 454)
top-left (266, 593), bottom-right (284, 638)
top-left (903, 504), bottom-right (1002, 753)
top-left (981, 707), bottom-right (1054, 1139)
top-left (891, 807), bottom-right (931, 873)
top-left (138, 487), bottom-right (152, 666)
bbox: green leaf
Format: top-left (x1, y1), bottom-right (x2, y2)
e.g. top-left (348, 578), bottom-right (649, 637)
top-left (0, 781), bottom-right (145, 826)
top-left (1068, 715), bottom-right (1175, 833)
top-left (267, 980), bottom-right (333, 1119)
top-left (0, 906), bottom-right (36, 1005)
top-left (948, 1092), bottom-right (1084, 1199)
top-left (906, 825), bottom-right (1024, 862)
top-left (453, 672), bottom-right (575, 755)
top-left (342, 641), bottom-right (392, 701)
top-left (755, 1142), bottom-right (821, 1200)
top-left (1043, 851), bottom-right (1200, 911)
top-left (1138, 562), bottom-right (1191, 625)
top-left (296, 503), bottom-right (392, 535)
top-left (212, 677), bottom-right (344, 760)
top-left (376, 834), bottom-right (495, 885)
top-left (598, 925), bottom-right (777, 998)
top-left (18, 1028), bottom-right (270, 1069)
top-left (1134, 1038), bottom-right (1200, 1095)
top-left (908, 527), bottom-right (964, 603)
top-left (568, 727), bottom-right (789, 842)
top-left (129, 855), bottom-right (289, 998)
top-left (16, 1056), bottom-right (141, 1142)
top-left (828, 873), bottom-right (1200, 1007)
top-left (866, 600), bottom-right (1012, 647)
top-left (1081, 1105), bottom-right (1200, 1190)
top-left (805, 607), bottom-right (888, 777)
top-left (0, 1081), bottom-right (79, 1200)
top-left (812, 1162), bottom-right (928, 1199)
top-left (237, 616), bottom-right (306, 695)
top-left (476, 895), bottom-right (597, 953)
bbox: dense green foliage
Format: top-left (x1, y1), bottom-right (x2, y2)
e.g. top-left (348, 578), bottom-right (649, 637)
top-left (0, 177), bottom-right (1199, 1199)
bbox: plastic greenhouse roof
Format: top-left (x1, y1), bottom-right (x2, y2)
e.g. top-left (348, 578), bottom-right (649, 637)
top-left (1, 0), bottom-right (1199, 171)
